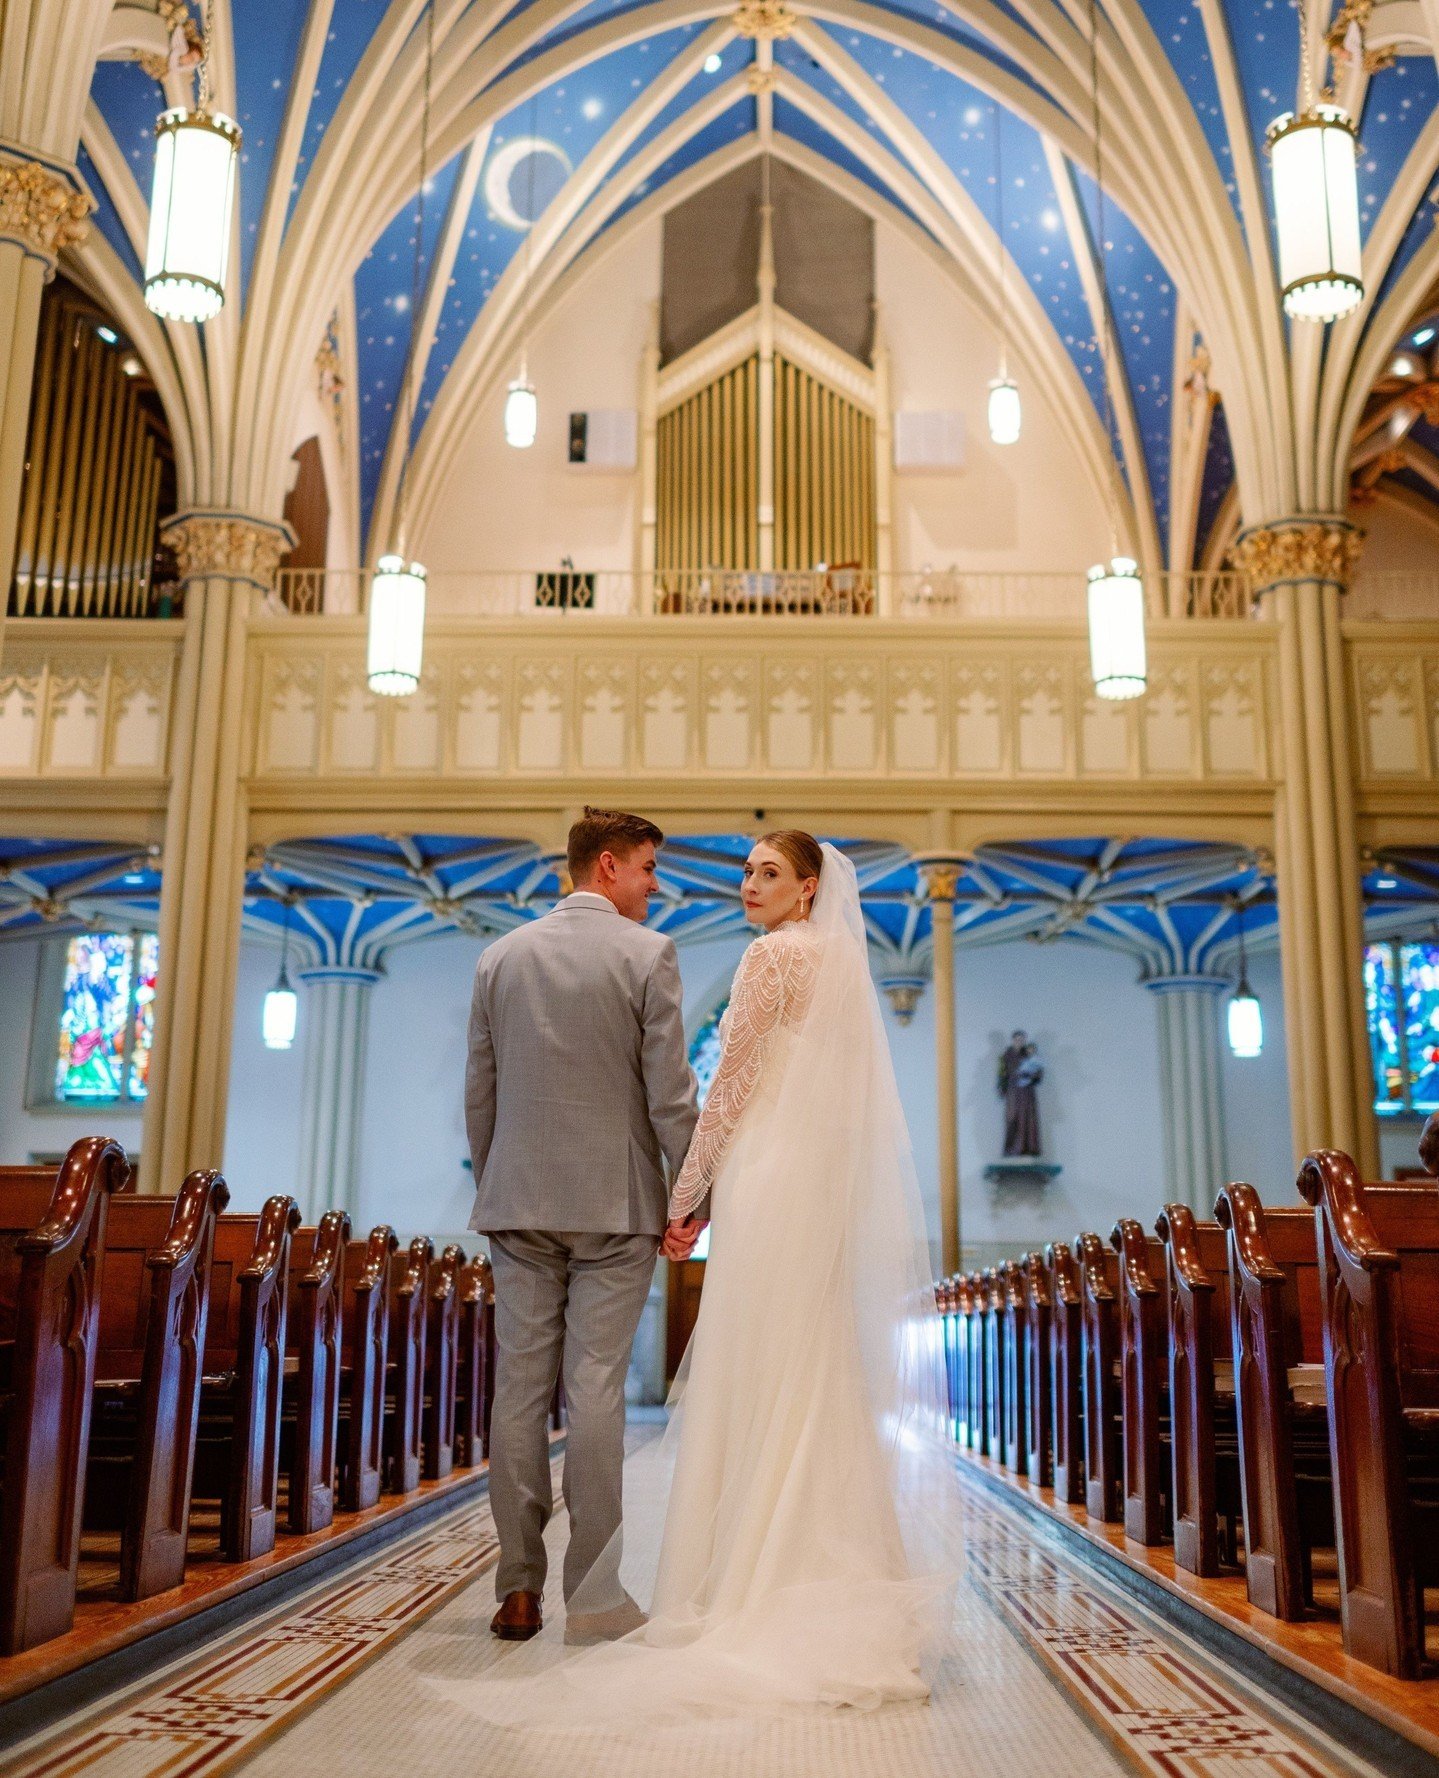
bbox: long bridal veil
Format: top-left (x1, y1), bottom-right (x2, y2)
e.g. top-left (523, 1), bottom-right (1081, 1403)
top-left (434, 843), bottom-right (959, 1731)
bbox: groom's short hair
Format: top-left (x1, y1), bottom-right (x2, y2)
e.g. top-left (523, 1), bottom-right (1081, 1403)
top-left (567, 807), bottom-right (665, 883)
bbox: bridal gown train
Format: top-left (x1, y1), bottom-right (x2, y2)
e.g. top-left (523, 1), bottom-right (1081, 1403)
top-left (443, 845), bottom-right (957, 1728)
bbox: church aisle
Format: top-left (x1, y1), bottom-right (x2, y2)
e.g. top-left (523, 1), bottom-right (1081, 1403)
top-left (4, 1426), bottom-right (1382, 1778)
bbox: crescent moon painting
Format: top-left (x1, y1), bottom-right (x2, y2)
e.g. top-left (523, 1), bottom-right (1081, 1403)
top-left (484, 137), bottom-right (572, 231)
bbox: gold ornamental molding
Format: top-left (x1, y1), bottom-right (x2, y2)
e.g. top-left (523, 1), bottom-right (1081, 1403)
top-left (1229, 518), bottom-right (1363, 593)
top-left (745, 64), bottom-right (780, 93)
top-left (0, 153), bottom-right (92, 269)
top-left (162, 511), bottom-right (296, 590)
top-left (734, 0), bottom-right (798, 39)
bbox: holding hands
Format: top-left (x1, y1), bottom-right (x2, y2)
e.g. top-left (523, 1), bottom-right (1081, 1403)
top-left (661, 1216), bottom-right (707, 1261)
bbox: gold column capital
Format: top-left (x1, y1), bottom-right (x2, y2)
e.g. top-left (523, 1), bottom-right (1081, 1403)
top-left (0, 151), bottom-right (92, 270)
top-left (914, 854), bottom-right (964, 902)
top-left (161, 509), bottom-right (296, 590)
top-left (733, 0), bottom-right (797, 39)
top-left (1229, 516), bottom-right (1363, 593)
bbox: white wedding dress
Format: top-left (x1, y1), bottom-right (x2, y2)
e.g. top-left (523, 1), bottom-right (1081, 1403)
top-left (440, 845), bottom-right (956, 1728)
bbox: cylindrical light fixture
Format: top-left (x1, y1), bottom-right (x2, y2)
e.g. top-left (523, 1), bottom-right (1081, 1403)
top-left (144, 107), bottom-right (241, 323)
top-left (1228, 981), bottom-right (1264, 1058)
top-left (988, 376), bottom-right (1022, 445)
top-left (367, 555), bottom-right (427, 696)
top-left (505, 372), bottom-right (538, 449)
top-left (1227, 902), bottom-right (1263, 1058)
top-left (1087, 557), bottom-right (1147, 700)
top-left (263, 912), bottom-right (298, 1050)
top-left (1266, 104), bottom-right (1362, 322)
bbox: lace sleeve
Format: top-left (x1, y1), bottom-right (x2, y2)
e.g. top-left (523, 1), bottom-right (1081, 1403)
top-left (669, 933), bottom-right (804, 1220)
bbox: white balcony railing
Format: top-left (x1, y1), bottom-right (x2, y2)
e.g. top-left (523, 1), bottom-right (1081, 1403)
top-left (270, 566), bottom-right (1257, 622)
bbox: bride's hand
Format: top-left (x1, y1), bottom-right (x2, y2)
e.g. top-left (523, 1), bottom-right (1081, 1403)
top-left (660, 1216), bottom-right (707, 1261)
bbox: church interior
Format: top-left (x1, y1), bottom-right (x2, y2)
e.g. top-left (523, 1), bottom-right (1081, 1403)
top-left (1, 0), bottom-right (1439, 1768)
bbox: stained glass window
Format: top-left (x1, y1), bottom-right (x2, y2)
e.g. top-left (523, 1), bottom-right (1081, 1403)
top-left (1366, 940), bottom-right (1439, 1115)
top-left (53, 931), bottom-right (159, 1104)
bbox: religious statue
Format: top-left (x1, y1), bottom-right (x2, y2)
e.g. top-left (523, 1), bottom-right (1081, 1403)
top-left (997, 1030), bottom-right (1044, 1158)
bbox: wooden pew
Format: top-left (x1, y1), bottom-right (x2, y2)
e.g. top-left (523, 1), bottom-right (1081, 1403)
top-left (964, 1272), bottom-right (986, 1455)
top-left (1000, 1260), bottom-right (1028, 1474)
top-left (1021, 1252), bottom-right (1053, 1489)
top-left (286, 1211), bottom-right (351, 1534)
top-left (454, 1254), bottom-right (492, 1468)
top-left (982, 1268), bottom-right (1005, 1461)
top-left (385, 1237), bottom-right (432, 1494)
top-left (1044, 1241), bottom-right (1085, 1505)
top-left (188, 1198), bottom-right (302, 1561)
top-left (1298, 1150), bottom-right (1439, 1677)
top-left (1214, 1182), bottom-right (1332, 1621)
top-left (337, 1227), bottom-right (397, 1512)
top-left (1076, 1231), bottom-right (1123, 1522)
top-left (1154, 1203), bottom-right (1243, 1580)
top-left (84, 1173), bottom-right (229, 1599)
top-left (1110, 1219), bottom-right (1171, 1546)
top-left (423, 1244), bottom-right (464, 1482)
top-left (0, 1138), bottom-right (127, 1652)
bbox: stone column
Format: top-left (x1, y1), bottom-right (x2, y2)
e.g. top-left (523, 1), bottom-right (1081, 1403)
top-left (1145, 974), bottom-right (1229, 1211)
top-left (1231, 517), bottom-right (1378, 1177)
top-left (144, 510), bottom-right (295, 1191)
top-left (0, 150), bottom-right (91, 639)
top-left (296, 965), bottom-right (381, 1222)
top-left (919, 862), bottom-right (962, 1272)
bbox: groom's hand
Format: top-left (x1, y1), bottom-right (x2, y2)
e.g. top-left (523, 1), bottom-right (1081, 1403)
top-left (660, 1216), bottom-right (707, 1261)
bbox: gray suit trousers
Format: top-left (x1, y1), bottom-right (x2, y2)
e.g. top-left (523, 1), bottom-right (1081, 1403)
top-left (487, 1229), bottom-right (657, 1607)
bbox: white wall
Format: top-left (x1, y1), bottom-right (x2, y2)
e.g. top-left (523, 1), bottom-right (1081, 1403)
top-left (1350, 495), bottom-right (1439, 618)
top-left (417, 204), bottom-right (1109, 589)
top-left (222, 937), bottom-right (309, 1210)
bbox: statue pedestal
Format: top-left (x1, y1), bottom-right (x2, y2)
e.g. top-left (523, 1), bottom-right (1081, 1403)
top-left (983, 1159), bottom-right (1062, 1186)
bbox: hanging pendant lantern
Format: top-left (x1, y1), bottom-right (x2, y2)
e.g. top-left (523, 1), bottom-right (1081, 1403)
top-left (1267, 104), bottom-right (1363, 322)
top-left (144, 107), bottom-right (240, 322)
top-left (1227, 979), bottom-right (1264, 1058)
top-left (1087, 557), bottom-right (1147, 700)
top-left (505, 372), bottom-right (538, 449)
top-left (1226, 902), bottom-right (1264, 1058)
top-left (988, 377), bottom-right (1022, 445)
top-left (367, 555), bottom-right (427, 695)
top-left (263, 911), bottom-right (298, 1050)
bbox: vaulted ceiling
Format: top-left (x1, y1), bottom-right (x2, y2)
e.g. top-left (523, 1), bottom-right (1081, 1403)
top-left (60, 0), bottom-right (1439, 572)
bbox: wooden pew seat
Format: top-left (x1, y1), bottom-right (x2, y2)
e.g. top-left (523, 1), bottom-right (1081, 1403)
top-left (0, 1141), bottom-right (128, 1651)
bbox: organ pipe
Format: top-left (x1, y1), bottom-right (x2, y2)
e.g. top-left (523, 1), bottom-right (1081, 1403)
top-left (11, 285), bottom-right (170, 618)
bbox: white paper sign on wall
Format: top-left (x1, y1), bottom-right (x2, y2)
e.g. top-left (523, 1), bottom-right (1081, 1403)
top-left (893, 410), bottom-right (965, 472)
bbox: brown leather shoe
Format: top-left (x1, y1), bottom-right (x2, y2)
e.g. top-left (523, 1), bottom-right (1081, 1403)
top-left (491, 1590), bottom-right (543, 1640)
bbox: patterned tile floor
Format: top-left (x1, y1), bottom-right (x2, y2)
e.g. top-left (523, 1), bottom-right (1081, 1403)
top-left (3, 1435), bottom-right (1391, 1778)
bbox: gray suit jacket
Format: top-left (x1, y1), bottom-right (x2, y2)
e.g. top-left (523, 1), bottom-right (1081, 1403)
top-left (464, 893), bottom-right (699, 1236)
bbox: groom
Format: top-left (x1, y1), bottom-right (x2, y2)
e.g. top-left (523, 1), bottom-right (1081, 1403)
top-left (464, 807), bottom-right (702, 1644)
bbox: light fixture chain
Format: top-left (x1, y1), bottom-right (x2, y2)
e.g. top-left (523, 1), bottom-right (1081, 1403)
top-left (1088, 0), bottom-right (1122, 558)
top-left (994, 103), bottom-right (1007, 374)
top-left (198, 0), bottom-right (215, 114)
top-left (395, 0), bottom-right (436, 557)
top-left (1295, 0), bottom-right (1315, 113)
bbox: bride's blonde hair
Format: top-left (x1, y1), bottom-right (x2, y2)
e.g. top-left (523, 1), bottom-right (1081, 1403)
top-left (758, 830), bottom-right (824, 886)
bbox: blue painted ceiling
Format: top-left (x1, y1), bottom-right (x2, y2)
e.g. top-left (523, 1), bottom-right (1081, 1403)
top-left (81, 2), bottom-right (1439, 557)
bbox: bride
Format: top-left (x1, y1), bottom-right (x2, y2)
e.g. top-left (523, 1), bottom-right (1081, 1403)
top-left (449, 833), bottom-right (954, 1725)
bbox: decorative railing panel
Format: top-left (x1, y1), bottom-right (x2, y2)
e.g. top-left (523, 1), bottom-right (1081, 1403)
top-left (1346, 624), bottom-right (1439, 786)
top-left (245, 618), bottom-right (1277, 789)
top-left (0, 622), bottom-right (182, 780)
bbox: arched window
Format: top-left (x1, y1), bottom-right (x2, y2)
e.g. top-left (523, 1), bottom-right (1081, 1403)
top-left (1366, 940), bottom-right (1439, 1115)
top-left (48, 932), bottom-right (159, 1103)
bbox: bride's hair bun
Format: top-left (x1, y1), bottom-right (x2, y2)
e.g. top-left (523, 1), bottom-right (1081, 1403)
top-left (758, 830), bottom-right (823, 885)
